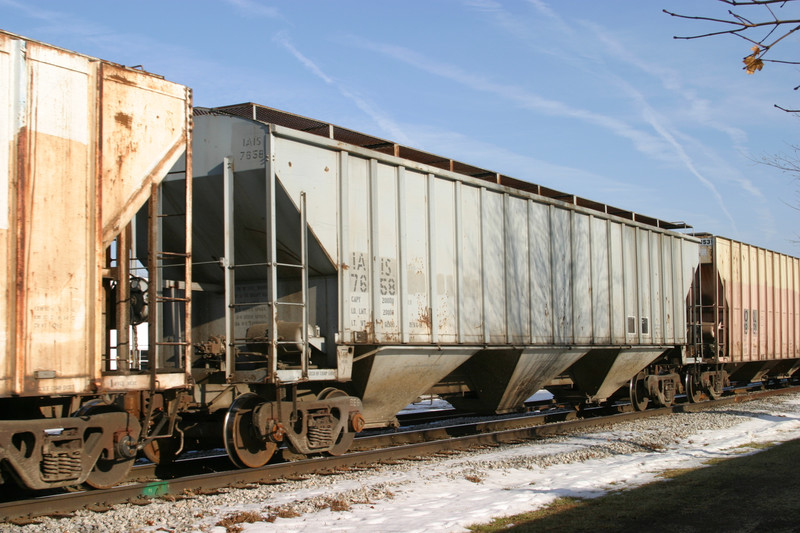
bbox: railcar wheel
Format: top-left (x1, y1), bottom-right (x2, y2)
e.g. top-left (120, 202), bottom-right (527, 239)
top-left (629, 371), bottom-right (650, 411)
top-left (142, 436), bottom-right (180, 465)
top-left (141, 411), bottom-right (182, 464)
top-left (317, 388), bottom-right (355, 456)
top-left (707, 373), bottom-right (724, 400)
top-left (85, 445), bottom-right (138, 489)
top-left (76, 402), bottom-right (142, 489)
top-left (685, 372), bottom-right (704, 403)
top-left (223, 393), bottom-right (277, 468)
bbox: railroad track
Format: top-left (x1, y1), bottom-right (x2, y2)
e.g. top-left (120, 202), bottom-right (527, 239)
top-left (4, 385), bottom-right (798, 525)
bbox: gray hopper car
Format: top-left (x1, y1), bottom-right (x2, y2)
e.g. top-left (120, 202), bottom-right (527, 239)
top-left (151, 102), bottom-right (701, 462)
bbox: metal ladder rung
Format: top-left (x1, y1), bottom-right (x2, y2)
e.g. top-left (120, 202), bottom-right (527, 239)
top-left (156, 296), bottom-right (191, 303)
top-left (157, 251), bottom-right (191, 258)
top-left (229, 301), bottom-right (271, 307)
top-left (275, 301), bottom-right (305, 307)
top-left (232, 262), bottom-right (269, 268)
top-left (275, 262), bottom-right (303, 269)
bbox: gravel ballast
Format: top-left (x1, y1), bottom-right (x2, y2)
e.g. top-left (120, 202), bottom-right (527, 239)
top-left (3, 392), bottom-right (800, 533)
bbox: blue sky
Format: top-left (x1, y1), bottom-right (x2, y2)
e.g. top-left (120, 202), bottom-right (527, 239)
top-left (4, 0), bottom-right (799, 255)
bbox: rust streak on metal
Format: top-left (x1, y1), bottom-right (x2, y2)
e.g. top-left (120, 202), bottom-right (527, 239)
top-left (94, 60), bottom-right (104, 386)
top-left (106, 73), bottom-right (136, 85)
top-left (184, 87), bottom-right (194, 377)
top-left (14, 126), bottom-right (28, 395)
top-left (417, 307), bottom-right (432, 332)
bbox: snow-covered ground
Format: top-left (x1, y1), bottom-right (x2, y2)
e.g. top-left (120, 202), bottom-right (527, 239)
top-left (7, 392), bottom-right (800, 533)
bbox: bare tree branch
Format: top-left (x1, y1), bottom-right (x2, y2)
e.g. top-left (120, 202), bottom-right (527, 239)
top-left (721, 1), bottom-right (794, 6)
top-left (670, 2), bottom-right (800, 242)
top-left (663, 0), bottom-right (800, 75)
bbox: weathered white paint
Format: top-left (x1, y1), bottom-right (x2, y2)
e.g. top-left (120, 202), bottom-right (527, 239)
top-left (0, 30), bottom-right (190, 397)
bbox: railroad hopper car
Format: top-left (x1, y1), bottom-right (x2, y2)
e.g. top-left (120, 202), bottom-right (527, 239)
top-left (0, 30), bottom-right (192, 489)
top-left (149, 102), bottom-right (702, 469)
top-left (691, 234), bottom-right (800, 395)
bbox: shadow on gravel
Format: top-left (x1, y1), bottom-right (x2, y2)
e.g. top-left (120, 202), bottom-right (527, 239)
top-left (501, 438), bottom-right (800, 533)
top-left (708, 408), bottom-right (800, 424)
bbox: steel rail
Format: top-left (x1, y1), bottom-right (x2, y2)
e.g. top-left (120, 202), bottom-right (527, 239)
top-left (3, 385), bottom-right (798, 524)
top-left (122, 406), bottom-right (577, 482)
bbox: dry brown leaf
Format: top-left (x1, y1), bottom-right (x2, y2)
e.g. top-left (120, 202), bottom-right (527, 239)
top-left (744, 46), bottom-right (764, 74)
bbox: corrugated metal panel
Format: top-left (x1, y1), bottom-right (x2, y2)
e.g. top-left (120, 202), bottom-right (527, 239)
top-left (269, 126), bottom-right (699, 348)
top-left (661, 236), bottom-right (682, 344)
top-left (795, 257), bottom-right (800, 357)
top-left (10, 36), bottom-right (95, 397)
top-left (528, 201), bottom-right (552, 343)
top-left (747, 244), bottom-right (758, 359)
top-left (572, 212), bottom-right (591, 343)
top-left (649, 231), bottom-right (663, 342)
top-left (758, 247), bottom-right (768, 358)
top-left (0, 35), bottom-right (20, 395)
top-left (434, 178), bottom-right (458, 343)
top-left (482, 189), bottom-right (507, 344)
top-left (0, 31), bottom-right (190, 397)
top-left (713, 236), bottom-right (800, 362)
top-left (590, 216), bottom-right (610, 343)
top-left (186, 113), bottom-right (699, 358)
top-left (460, 184), bottom-right (483, 343)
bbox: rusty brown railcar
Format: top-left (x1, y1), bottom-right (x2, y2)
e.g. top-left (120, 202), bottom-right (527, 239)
top-left (0, 30), bottom-right (191, 489)
top-left (694, 234), bottom-right (800, 387)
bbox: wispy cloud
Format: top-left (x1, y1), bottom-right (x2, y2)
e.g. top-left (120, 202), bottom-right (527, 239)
top-left (578, 20), bottom-right (751, 152)
top-left (459, 0), bottom-right (762, 233)
top-left (642, 106), bottom-right (738, 230)
top-left (273, 32), bottom-right (410, 143)
top-left (407, 122), bottom-right (653, 198)
top-left (347, 36), bottom-right (673, 162)
top-left (0, 0), bottom-right (115, 42)
top-left (1, 0), bottom-right (64, 23)
top-left (571, 18), bottom-right (766, 232)
top-left (466, 0), bottom-right (573, 43)
top-left (223, 0), bottom-right (281, 19)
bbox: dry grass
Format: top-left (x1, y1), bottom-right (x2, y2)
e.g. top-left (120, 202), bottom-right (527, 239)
top-left (274, 508), bottom-right (301, 519)
top-left (733, 440), bottom-right (776, 451)
top-left (216, 510), bottom-right (264, 533)
top-left (468, 497), bottom-right (584, 531)
top-left (328, 497), bottom-right (352, 512)
top-left (655, 467), bottom-right (698, 479)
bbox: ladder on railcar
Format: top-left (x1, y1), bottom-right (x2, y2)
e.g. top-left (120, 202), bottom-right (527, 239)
top-left (220, 156), bottom-right (311, 383)
top-left (147, 173), bottom-right (193, 375)
top-left (107, 172), bottom-right (192, 377)
top-left (691, 237), bottom-right (725, 363)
